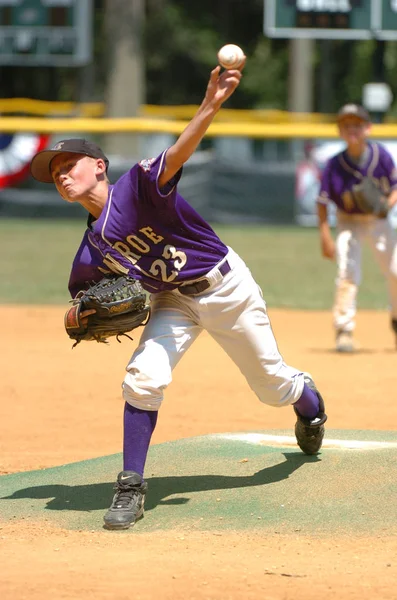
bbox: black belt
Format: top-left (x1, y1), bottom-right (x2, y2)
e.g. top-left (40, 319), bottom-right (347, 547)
top-left (178, 260), bottom-right (231, 296)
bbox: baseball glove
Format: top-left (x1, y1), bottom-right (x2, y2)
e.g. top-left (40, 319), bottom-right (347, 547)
top-left (64, 275), bottom-right (150, 348)
top-left (352, 177), bottom-right (389, 218)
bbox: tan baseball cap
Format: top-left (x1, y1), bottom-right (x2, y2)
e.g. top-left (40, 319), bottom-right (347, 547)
top-left (336, 104), bottom-right (371, 123)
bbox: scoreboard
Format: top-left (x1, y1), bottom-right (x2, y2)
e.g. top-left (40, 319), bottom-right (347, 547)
top-left (0, 0), bottom-right (92, 66)
top-left (264, 0), bottom-right (397, 40)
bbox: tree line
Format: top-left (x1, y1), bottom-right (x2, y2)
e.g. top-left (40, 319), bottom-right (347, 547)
top-left (1, 0), bottom-right (397, 116)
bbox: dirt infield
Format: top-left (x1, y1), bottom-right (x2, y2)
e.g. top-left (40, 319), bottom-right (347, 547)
top-left (1, 305), bottom-right (396, 600)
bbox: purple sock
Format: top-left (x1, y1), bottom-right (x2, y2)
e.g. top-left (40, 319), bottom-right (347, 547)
top-left (293, 383), bottom-right (319, 419)
top-left (123, 402), bottom-right (158, 476)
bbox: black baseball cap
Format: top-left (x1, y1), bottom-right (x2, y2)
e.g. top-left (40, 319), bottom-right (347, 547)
top-left (336, 104), bottom-right (371, 123)
top-left (30, 138), bottom-right (109, 183)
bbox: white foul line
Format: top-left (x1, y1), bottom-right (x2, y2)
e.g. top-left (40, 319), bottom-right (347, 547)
top-left (218, 433), bottom-right (397, 450)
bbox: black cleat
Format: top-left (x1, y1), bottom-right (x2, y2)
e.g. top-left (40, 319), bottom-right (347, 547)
top-left (103, 471), bottom-right (148, 530)
top-left (294, 374), bottom-right (328, 455)
top-left (391, 319), bottom-right (397, 350)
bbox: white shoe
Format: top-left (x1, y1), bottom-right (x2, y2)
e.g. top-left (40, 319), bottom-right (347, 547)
top-left (335, 331), bottom-right (356, 353)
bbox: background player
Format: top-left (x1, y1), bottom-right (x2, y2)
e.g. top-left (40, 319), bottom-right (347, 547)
top-left (317, 104), bottom-right (397, 352)
top-left (30, 62), bottom-right (327, 530)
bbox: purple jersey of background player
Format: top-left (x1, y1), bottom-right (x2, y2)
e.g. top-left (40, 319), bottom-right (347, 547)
top-left (68, 150), bottom-right (227, 297)
top-left (318, 142), bottom-right (397, 214)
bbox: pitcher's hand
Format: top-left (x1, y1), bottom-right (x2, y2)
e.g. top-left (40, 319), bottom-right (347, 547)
top-left (204, 61), bottom-right (245, 109)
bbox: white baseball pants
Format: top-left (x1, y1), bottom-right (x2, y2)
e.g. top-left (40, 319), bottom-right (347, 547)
top-left (334, 211), bottom-right (397, 332)
top-left (122, 248), bottom-right (305, 411)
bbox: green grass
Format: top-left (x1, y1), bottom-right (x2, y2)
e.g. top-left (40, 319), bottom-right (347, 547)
top-left (0, 219), bottom-right (86, 304)
top-left (0, 219), bottom-right (388, 309)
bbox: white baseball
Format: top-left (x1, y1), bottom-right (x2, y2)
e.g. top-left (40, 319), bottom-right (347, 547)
top-left (217, 44), bottom-right (245, 70)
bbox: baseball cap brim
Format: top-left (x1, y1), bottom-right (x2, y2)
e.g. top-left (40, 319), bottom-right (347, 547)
top-left (30, 138), bottom-right (109, 183)
top-left (336, 105), bottom-right (370, 124)
top-left (30, 149), bottom-right (83, 183)
top-left (337, 114), bottom-right (369, 123)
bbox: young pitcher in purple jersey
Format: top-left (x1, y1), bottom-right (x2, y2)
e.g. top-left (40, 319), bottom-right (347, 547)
top-left (30, 62), bottom-right (327, 531)
top-left (317, 104), bottom-right (397, 353)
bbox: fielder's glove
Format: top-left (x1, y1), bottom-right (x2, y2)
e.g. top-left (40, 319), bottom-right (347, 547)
top-left (64, 275), bottom-right (150, 348)
top-left (352, 177), bottom-right (389, 218)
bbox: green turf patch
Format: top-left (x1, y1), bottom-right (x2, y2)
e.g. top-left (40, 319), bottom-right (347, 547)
top-left (1, 430), bottom-right (396, 535)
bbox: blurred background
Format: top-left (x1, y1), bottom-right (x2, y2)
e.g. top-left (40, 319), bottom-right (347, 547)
top-left (1, 0), bottom-right (397, 307)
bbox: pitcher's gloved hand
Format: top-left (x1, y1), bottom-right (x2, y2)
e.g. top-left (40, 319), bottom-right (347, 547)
top-left (64, 275), bottom-right (150, 348)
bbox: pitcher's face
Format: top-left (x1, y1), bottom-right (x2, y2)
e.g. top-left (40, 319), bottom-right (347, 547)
top-left (50, 153), bottom-right (106, 202)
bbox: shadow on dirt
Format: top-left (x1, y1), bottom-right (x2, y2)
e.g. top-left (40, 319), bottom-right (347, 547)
top-left (1, 452), bottom-right (319, 513)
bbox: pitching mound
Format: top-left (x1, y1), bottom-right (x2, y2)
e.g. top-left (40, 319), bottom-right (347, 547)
top-left (1, 429), bottom-right (396, 535)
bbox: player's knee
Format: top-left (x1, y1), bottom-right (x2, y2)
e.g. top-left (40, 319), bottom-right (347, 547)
top-left (250, 372), bottom-right (304, 408)
top-left (122, 380), bottom-right (163, 411)
top-left (338, 269), bottom-right (360, 284)
top-left (122, 369), bottom-right (168, 411)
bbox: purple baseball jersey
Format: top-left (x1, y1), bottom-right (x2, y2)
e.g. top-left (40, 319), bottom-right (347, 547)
top-left (318, 142), bottom-right (397, 214)
top-left (68, 151), bottom-right (227, 298)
